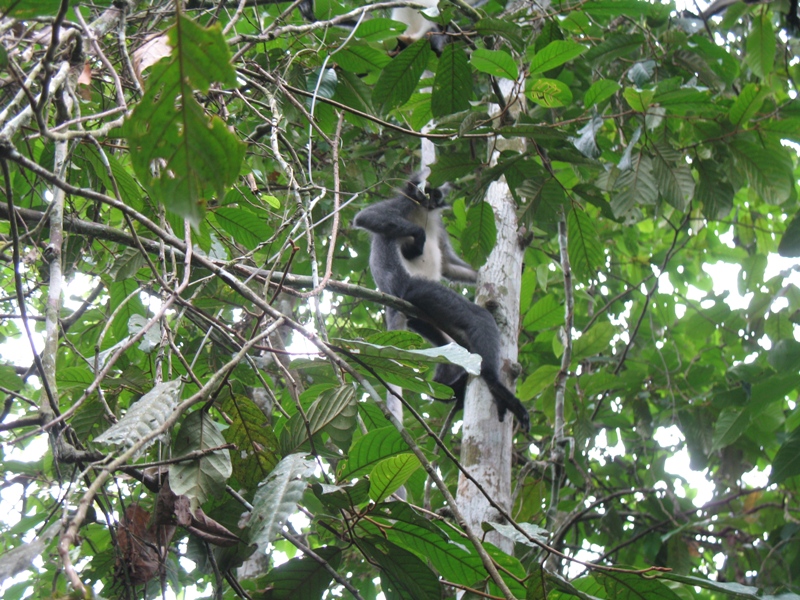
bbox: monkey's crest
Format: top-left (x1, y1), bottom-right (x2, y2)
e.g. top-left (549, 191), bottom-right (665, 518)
top-left (402, 178), bottom-right (452, 210)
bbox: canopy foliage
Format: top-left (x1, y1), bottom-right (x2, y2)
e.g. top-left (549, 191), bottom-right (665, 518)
top-left (1, 0), bottom-right (800, 599)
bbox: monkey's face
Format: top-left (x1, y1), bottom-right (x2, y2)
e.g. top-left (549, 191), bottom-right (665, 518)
top-left (405, 180), bottom-right (452, 210)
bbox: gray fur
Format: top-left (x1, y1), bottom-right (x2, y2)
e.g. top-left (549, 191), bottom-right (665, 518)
top-left (354, 177), bottom-right (529, 430)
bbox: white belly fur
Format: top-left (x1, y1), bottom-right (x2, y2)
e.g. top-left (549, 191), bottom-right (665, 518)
top-left (403, 208), bottom-right (442, 280)
top-left (392, 3), bottom-right (438, 42)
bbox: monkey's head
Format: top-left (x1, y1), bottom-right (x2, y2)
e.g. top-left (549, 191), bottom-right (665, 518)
top-left (403, 177), bottom-right (452, 210)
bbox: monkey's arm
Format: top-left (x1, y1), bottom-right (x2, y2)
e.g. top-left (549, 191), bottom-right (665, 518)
top-left (354, 201), bottom-right (426, 257)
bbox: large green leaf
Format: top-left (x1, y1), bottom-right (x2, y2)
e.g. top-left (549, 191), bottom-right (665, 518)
top-left (778, 211), bottom-right (800, 257)
top-left (567, 208), bottom-right (603, 282)
top-left (431, 44), bottom-right (472, 118)
top-left (214, 207), bottom-right (272, 251)
top-left (359, 537), bottom-right (441, 600)
top-left (584, 79), bottom-right (621, 107)
top-left (523, 294), bottom-right (564, 330)
top-left (221, 394), bottom-right (280, 491)
top-left (462, 202), bottom-right (497, 266)
top-left (169, 409), bottom-right (233, 507)
top-left (338, 426), bottom-right (409, 479)
top-left (612, 154), bottom-right (658, 217)
top-left (770, 427), bottom-right (800, 483)
top-left (373, 39), bottom-right (431, 114)
top-left (279, 385), bottom-right (357, 455)
top-left (123, 16), bottom-right (245, 226)
top-left (729, 83), bottom-right (766, 127)
top-left (530, 41), bottom-right (587, 75)
top-left (470, 48), bottom-right (518, 80)
top-left (368, 453), bottom-right (420, 503)
top-left (730, 138), bottom-right (793, 204)
top-left (527, 78), bottom-right (573, 108)
top-left (745, 10), bottom-right (775, 79)
top-left (652, 143), bottom-right (694, 211)
top-left (247, 453), bottom-right (315, 548)
top-left (261, 547), bottom-right (342, 600)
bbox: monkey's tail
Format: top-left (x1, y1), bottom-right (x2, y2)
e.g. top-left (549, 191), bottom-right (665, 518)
top-left (481, 368), bottom-right (530, 432)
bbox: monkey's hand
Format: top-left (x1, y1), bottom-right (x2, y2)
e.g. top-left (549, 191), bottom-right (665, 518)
top-left (401, 228), bottom-right (426, 259)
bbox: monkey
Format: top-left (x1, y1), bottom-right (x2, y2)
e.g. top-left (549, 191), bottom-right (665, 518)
top-left (694, 0), bottom-right (799, 32)
top-left (353, 177), bottom-right (530, 431)
top-left (391, 0), bottom-right (487, 54)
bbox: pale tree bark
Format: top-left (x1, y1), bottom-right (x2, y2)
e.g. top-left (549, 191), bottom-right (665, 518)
top-left (457, 78), bottom-right (526, 552)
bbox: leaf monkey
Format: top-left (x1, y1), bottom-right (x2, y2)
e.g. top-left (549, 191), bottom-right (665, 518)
top-left (698, 0), bottom-right (800, 32)
top-left (392, 0), bottom-right (487, 54)
top-left (297, 0), bottom-right (487, 53)
top-left (354, 177), bottom-right (530, 430)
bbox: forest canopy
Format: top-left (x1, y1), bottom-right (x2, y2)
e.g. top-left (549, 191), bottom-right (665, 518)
top-left (0, 0), bottom-right (800, 599)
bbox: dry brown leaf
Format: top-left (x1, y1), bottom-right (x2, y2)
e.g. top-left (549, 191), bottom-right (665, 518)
top-left (132, 34), bottom-right (171, 82)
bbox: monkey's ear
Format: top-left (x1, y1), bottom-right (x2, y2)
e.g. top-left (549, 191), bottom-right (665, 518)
top-left (427, 182), bottom-right (452, 203)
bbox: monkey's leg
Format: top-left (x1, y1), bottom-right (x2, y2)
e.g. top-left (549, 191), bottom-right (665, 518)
top-left (402, 278), bottom-right (530, 430)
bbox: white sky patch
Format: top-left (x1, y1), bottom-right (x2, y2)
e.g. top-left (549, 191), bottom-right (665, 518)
top-left (654, 426), bottom-right (714, 507)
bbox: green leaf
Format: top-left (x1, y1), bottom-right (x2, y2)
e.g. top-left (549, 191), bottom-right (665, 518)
top-left (612, 154), bottom-right (658, 218)
top-left (334, 69), bottom-right (375, 126)
top-left (696, 160), bottom-right (734, 220)
top-left (519, 365), bottom-right (560, 400)
top-left (523, 294), bottom-right (564, 330)
top-left (658, 573), bottom-right (787, 597)
top-left (771, 427), bottom-right (800, 483)
top-left (622, 87), bottom-right (654, 112)
top-left (574, 322), bottom-right (615, 361)
top-left (338, 426), bottom-right (410, 479)
top-left (373, 39), bottom-right (431, 114)
top-left (221, 395), bottom-right (280, 491)
top-left (729, 83), bottom-right (766, 127)
top-left (428, 153), bottom-right (483, 187)
top-left (306, 68), bottom-right (337, 105)
top-left (368, 453), bottom-right (421, 503)
top-left (431, 44), bottom-right (472, 118)
top-left (596, 571), bottom-right (684, 600)
top-left (567, 208), bottom-right (603, 282)
top-left (583, 1), bottom-right (654, 17)
top-left (214, 207), bottom-right (271, 251)
top-left (353, 18), bottom-right (405, 42)
top-left (247, 454), bottom-right (315, 549)
top-left (652, 143), bottom-right (694, 211)
top-left (335, 44), bottom-right (391, 73)
top-left (529, 41), bottom-right (587, 75)
top-left (75, 142), bottom-right (143, 208)
top-left (123, 16), bottom-right (245, 226)
top-left (711, 406), bottom-right (750, 450)
top-left (475, 18), bottom-right (525, 52)
top-left (584, 79), bottom-right (621, 107)
top-left (280, 385), bottom-right (358, 455)
top-left (375, 518), bottom-right (486, 586)
top-left (527, 78), bottom-right (573, 108)
top-left (584, 33), bottom-right (644, 64)
top-left (262, 194), bottom-right (281, 209)
top-left (462, 202), bottom-right (497, 266)
top-left (57, 367), bottom-right (94, 391)
top-left (0, 0), bottom-right (87, 17)
top-left (730, 138), bottom-right (793, 204)
top-left (108, 279), bottom-right (145, 345)
top-left (779, 211), bottom-right (800, 257)
top-left (745, 10), bottom-right (775, 79)
top-left (169, 410), bottom-right (232, 507)
top-left (359, 537), bottom-right (442, 600)
top-left (470, 49), bottom-right (518, 80)
top-left (0, 365), bottom-right (23, 391)
top-left (262, 547), bottom-right (342, 599)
